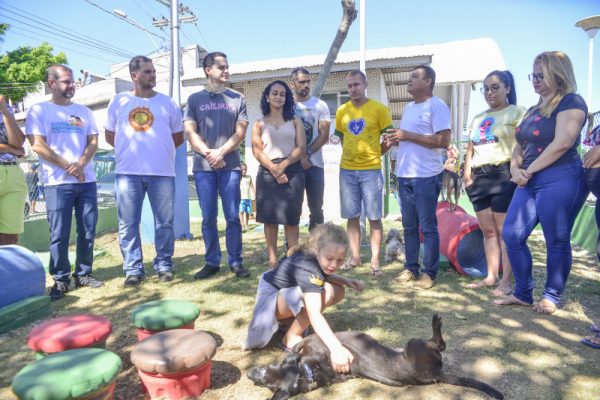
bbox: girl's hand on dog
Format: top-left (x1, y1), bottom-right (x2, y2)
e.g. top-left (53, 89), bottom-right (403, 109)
top-left (331, 345), bottom-right (354, 374)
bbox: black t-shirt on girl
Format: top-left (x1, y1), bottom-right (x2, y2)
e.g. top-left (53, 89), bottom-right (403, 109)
top-left (263, 252), bottom-right (326, 294)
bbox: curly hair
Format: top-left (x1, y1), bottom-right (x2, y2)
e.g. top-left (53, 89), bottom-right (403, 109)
top-left (260, 80), bottom-right (295, 121)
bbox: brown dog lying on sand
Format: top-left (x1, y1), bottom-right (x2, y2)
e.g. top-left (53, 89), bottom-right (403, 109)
top-left (248, 314), bottom-right (503, 400)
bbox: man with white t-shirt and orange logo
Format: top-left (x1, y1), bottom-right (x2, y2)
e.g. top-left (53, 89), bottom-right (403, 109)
top-left (105, 56), bottom-right (184, 286)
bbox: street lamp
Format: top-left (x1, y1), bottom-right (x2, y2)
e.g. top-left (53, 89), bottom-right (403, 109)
top-left (575, 15), bottom-right (600, 111)
top-left (113, 9), bottom-right (163, 54)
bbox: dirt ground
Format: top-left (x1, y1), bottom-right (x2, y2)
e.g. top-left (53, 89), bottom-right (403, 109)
top-left (1, 224), bottom-right (599, 400)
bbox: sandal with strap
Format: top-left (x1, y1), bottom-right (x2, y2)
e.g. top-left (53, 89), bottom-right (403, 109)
top-left (340, 256), bottom-right (360, 271)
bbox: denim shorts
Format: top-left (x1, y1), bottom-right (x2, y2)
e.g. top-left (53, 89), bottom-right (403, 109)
top-left (339, 168), bottom-right (383, 220)
top-left (239, 199), bottom-right (252, 214)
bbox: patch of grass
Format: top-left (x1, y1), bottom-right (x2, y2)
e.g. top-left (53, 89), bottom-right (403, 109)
top-left (1, 221), bottom-right (600, 400)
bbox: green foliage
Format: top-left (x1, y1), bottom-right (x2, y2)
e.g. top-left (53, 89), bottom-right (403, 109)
top-left (0, 23), bottom-right (8, 44)
top-left (0, 42), bottom-right (67, 102)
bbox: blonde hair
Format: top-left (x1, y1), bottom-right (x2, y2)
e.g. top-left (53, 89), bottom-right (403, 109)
top-left (287, 223), bottom-right (349, 257)
top-left (531, 51), bottom-right (578, 118)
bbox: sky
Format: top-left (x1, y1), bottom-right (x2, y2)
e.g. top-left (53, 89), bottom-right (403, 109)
top-left (1, 0), bottom-right (599, 116)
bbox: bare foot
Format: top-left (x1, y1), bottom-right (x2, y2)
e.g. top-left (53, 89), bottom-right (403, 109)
top-left (492, 281), bottom-right (513, 297)
top-left (532, 299), bottom-right (557, 314)
top-left (466, 278), bottom-right (497, 289)
top-left (494, 293), bottom-right (531, 306)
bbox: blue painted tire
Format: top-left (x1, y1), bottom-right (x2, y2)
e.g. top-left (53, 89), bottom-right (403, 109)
top-left (0, 245), bottom-right (45, 308)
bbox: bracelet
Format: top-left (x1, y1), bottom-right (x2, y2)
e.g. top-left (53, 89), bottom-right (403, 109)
top-left (306, 148), bottom-right (313, 157)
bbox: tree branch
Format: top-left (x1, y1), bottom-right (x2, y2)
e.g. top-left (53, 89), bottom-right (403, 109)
top-left (312, 0), bottom-right (357, 98)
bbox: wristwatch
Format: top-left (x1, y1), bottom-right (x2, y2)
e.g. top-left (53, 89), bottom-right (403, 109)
top-left (306, 148), bottom-right (313, 158)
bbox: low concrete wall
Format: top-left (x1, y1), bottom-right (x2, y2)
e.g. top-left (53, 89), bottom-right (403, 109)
top-left (19, 207), bottom-right (118, 252)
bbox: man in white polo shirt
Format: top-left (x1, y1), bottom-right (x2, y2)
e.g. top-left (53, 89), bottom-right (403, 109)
top-left (105, 55), bottom-right (184, 286)
top-left (386, 65), bottom-right (451, 290)
top-left (27, 65), bottom-right (102, 300)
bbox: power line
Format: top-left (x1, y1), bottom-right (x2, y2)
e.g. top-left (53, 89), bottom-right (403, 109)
top-left (8, 27), bottom-right (122, 65)
top-left (0, 13), bottom-right (133, 59)
top-left (83, 0), bottom-right (166, 43)
top-left (0, 4), bottom-right (134, 58)
top-left (193, 22), bottom-right (211, 51)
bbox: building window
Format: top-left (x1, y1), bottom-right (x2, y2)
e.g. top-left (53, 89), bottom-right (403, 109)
top-left (321, 91), bottom-right (350, 118)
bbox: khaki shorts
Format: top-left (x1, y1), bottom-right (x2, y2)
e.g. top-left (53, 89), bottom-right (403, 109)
top-left (0, 165), bottom-right (27, 234)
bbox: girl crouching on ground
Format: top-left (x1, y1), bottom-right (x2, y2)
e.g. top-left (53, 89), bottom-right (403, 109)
top-left (243, 223), bottom-right (364, 374)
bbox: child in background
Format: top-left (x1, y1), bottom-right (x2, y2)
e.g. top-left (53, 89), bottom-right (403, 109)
top-left (243, 223), bottom-right (364, 375)
top-left (239, 164), bottom-right (255, 231)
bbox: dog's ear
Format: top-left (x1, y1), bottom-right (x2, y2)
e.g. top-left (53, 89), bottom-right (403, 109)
top-left (384, 231), bottom-right (391, 245)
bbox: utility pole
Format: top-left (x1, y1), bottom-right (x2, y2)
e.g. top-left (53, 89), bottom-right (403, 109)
top-left (152, 0), bottom-right (198, 240)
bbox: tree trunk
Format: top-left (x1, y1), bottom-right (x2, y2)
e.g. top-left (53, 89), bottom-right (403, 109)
top-left (312, 0), bottom-right (357, 98)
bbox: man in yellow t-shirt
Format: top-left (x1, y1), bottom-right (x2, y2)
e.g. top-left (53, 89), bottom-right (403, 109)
top-left (334, 70), bottom-right (393, 276)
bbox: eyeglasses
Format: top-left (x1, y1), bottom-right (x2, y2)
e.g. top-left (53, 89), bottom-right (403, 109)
top-left (528, 73), bottom-right (544, 82)
top-left (480, 84), bottom-right (502, 94)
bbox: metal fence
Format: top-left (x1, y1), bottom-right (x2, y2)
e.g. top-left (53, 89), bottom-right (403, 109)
top-left (22, 151), bottom-right (117, 220)
top-left (22, 150), bottom-right (201, 221)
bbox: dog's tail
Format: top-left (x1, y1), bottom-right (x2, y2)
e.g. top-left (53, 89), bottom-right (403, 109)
top-left (437, 374), bottom-right (504, 400)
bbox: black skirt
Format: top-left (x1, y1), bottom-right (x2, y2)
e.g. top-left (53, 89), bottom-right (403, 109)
top-left (256, 159), bottom-right (305, 225)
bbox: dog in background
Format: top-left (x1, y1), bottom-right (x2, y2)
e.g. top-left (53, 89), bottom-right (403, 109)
top-left (247, 314), bottom-right (504, 400)
top-left (442, 157), bottom-right (461, 211)
top-left (384, 228), bottom-right (405, 263)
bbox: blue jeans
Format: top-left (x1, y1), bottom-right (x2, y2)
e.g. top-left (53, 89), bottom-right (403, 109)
top-left (397, 172), bottom-right (443, 279)
top-left (45, 182), bottom-right (97, 283)
top-left (503, 161), bottom-right (588, 305)
top-left (305, 166), bottom-right (324, 231)
top-left (339, 169), bottom-right (383, 220)
top-left (115, 174), bottom-right (175, 277)
top-left (194, 170), bottom-right (242, 267)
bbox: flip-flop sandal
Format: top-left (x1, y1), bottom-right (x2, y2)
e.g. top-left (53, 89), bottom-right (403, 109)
top-left (590, 324), bottom-right (600, 334)
top-left (341, 256), bottom-right (360, 271)
top-left (371, 267), bottom-right (383, 277)
top-left (581, 333), bottom-right (600, 349)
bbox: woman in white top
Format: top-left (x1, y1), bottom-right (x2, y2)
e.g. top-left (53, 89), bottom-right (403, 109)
top-left (252, 80), bottom-right (306, 268)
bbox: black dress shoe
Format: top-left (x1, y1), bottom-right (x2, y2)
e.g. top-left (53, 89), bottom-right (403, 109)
top-left (230, 264), bottom-right (250, 278)
top-left (158, 271), bottom-right (174, 282)
top-left (124, 275), bottom-right (143, 286)
top-left (194, 264), bottom-right (220, 280)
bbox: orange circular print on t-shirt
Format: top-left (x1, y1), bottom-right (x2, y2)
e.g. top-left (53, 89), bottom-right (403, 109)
top-left (128, 107), bottom-right (154, 131)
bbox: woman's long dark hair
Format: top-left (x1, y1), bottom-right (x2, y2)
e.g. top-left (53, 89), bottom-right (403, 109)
top-left (260, 80), bottom-right (295, 121)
